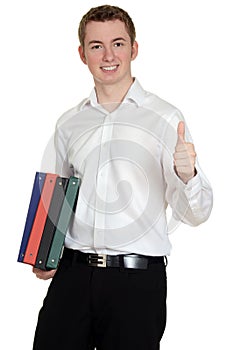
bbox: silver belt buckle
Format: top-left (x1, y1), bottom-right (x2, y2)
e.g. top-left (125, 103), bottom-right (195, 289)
top-left (88, 254), bottom-right (107, 267)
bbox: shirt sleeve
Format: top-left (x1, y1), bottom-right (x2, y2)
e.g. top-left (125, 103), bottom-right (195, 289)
top-left (54, 122), bottom-right (74, 178)
top-left (161, 110), bottom-right (213, 226)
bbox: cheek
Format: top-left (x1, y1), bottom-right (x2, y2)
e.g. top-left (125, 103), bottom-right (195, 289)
top-left (87, 61), bottom-right (100, 74)
top-left (86, 54), bottom-right (101, 67)
top-left (119, 50), bottom-right (133, 62)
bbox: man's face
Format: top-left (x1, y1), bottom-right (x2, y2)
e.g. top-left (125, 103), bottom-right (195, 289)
top-left (79, 20), bottom-right (138, 88)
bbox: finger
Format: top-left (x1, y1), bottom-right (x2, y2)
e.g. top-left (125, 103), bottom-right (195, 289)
top-left (177, 121), bottom-right (185, 144)
top-left (32, 267), bottom-right (40, 274)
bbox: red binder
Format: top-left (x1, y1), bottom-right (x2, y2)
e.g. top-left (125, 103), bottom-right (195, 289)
top-left (23, 173), bottom-right (58, 265)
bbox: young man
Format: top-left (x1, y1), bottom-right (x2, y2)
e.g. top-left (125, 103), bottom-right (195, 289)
top-left (33, 5), bottom-right (213, 350)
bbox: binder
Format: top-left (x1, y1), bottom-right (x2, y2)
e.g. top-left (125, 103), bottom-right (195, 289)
top-left (46, 176), bottom-right (81, 269)
top-left (17, 172), bottom-right (46, 262)
top-left (34, 177), bottom-right (69, 270)
top-left (23, 173), bottom-right (58, 266)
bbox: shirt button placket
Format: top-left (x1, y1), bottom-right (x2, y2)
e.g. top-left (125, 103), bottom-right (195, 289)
top-left (93, 114), bottom-right (113, 249)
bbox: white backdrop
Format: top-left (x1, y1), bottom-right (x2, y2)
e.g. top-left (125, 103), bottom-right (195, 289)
top-left (1, 0), bottom-right (233, 349)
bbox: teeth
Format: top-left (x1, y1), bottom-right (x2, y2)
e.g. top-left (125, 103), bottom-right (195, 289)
top-left (102, 65), bottom-right (117, 71)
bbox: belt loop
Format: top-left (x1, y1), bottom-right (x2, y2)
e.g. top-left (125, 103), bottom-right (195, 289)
top-left (164, 256), bottom-right (168, 267)
top-left (119, 255), bottom-right (125, 272)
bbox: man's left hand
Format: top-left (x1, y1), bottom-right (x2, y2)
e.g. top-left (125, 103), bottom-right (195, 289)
top-left (173, 121), bottom-right (197, 184)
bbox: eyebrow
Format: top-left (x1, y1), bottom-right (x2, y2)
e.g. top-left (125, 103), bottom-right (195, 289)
top-left (88, 37), bottom-right (127, 45)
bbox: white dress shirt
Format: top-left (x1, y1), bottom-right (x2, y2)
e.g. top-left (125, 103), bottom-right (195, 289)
top-left (54, 79), bottom-right (213, 256)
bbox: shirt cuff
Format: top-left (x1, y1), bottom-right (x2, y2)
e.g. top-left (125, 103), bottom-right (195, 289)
top-left (179, 173), bottom-right (205, 214)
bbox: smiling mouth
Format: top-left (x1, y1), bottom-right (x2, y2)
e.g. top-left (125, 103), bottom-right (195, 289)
top-left (101, 65), bottom-right (119, 71)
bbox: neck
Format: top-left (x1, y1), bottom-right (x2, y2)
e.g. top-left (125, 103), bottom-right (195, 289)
top-left (94, 77), bottom-right (134, 111)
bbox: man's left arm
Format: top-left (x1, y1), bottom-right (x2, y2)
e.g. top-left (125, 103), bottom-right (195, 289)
top-left (163, 114), bottom-right (213, 226)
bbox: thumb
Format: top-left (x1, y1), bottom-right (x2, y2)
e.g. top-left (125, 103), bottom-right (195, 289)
top-left (177, 121), bottom-right (185, 144)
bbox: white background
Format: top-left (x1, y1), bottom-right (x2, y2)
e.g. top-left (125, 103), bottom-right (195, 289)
top-left (1, 0), bottom-right (233, 349)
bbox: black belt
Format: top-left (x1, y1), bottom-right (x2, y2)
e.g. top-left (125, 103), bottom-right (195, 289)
top-left (62, 247), bottom-right (166, 270)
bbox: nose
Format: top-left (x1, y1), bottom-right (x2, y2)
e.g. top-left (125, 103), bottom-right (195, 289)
top-left (103, 46), bottom-right (115, 62)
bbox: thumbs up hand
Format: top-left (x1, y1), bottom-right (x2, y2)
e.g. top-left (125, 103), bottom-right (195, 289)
top-left (173, 121), bottom-right (197, 184)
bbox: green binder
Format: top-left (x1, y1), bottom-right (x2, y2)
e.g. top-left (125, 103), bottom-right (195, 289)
top-left (46, 176), bottom-right (81, 269)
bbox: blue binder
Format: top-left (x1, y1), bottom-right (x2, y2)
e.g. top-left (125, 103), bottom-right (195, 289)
top-left (17, 172), bottom-right (46, 262)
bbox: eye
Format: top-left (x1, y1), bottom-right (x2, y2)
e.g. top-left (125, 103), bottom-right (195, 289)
top-left (91, 44), bottom-right (102, 50)
top-left (114, 42), bottom-right (124, 47)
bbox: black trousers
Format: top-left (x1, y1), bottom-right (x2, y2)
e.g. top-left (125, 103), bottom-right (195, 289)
top-left (33, 252), bottom-right (167, 350)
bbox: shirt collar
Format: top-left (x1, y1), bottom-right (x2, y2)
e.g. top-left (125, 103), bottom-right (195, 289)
top-left (80, 78), bottom-right (146, 111)
top-left (124, 78), bottom-right (146, 106)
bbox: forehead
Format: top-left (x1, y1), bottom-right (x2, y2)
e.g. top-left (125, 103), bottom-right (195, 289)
top-left (84, 19), bottom-right (130, 43)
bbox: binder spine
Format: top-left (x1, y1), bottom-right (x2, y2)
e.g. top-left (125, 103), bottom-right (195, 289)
top-left (23, 173), bottom-right (58, 265)
top-left (46, 177), bottom-right (81, 269)
top-left (17, 172), bottom-right (46, 262)
top-left (18, 172), bottom-right (81, 270)
top-left (34, 177), bottom-right (69, 270)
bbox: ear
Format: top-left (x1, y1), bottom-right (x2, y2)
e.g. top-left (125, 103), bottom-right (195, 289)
top-left (78, 45), bottom-right (87, 65)
top-left (131, 41), bottom-right (138, 61)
